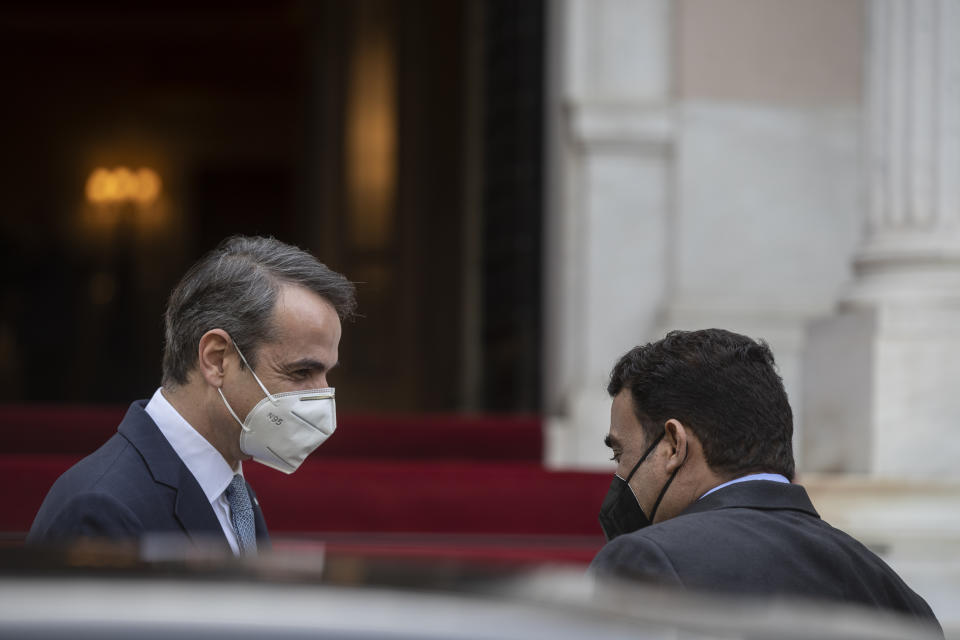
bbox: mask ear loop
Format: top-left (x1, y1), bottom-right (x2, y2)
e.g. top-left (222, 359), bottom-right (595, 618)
top-left (621, 432), bottom-right (664, 510)
top-left (647, 447), bottom-right (688, 523)
top-left (623, 433), bottom-right (665, 483)
top-left (232, 341), bottom-right (278, 405)
top-left (217, 387), bottom-right (252, 433)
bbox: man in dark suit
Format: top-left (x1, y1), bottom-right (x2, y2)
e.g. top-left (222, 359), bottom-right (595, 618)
top-left (591, 329), bottom-right (941, 629)
top-left (29, 236), bottom-right (355, 556)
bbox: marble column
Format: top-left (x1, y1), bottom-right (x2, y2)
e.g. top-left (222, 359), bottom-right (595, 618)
top-left (543, 0), bottom-right (675, 468)
top-left (802, 0), bottom-right (960, 477)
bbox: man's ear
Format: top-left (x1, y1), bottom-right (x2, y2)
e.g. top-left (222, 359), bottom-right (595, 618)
top-left (197, 329), bottom-right (233, 388)
top-left (663, 418), bottom-right (689, 472)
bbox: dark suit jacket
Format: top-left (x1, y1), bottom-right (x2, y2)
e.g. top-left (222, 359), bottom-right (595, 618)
top-left (590, 481), bottom-right (938, 626)
top-left (28, 400), bottom-right (269, 554)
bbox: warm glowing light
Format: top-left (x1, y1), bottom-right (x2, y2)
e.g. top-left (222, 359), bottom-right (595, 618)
top-left (85, 166), bottom-right (162, 204)
top-left (114, 167), bottom-right (136, 200)
top-left (85, 168), bottom-right (112, 203)
top-left (135, 168), bottom-right (161, 203)
top-left (345, 3), bottom-right (397, 251)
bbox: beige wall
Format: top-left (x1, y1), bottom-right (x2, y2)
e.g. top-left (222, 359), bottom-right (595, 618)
top-left (677, 0), bottom-right (863, 105)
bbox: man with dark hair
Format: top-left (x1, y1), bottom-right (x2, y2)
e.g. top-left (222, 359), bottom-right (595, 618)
top-left (592, 329), bottom-right (940, 627)
top-left (30, 236), bottom-right (355, 555)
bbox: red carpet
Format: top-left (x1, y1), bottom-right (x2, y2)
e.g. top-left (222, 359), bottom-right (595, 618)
top-left (0, 406), bottom-right (611, 565)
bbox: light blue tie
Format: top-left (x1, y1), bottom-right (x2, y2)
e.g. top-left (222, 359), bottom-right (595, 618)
top-left (225, 475), bottom-right (257, 555)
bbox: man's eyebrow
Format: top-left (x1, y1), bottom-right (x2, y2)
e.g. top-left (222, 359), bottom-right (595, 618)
top-left (604, 434), bottom-right (620, 450)
top-left (283, 358), bottom-right (337, 373)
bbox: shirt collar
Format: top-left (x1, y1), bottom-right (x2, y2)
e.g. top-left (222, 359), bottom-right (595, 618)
top-left (699, 472), bottom-right (789, 500)
top-left (144, 387), bottom-right (241, 504)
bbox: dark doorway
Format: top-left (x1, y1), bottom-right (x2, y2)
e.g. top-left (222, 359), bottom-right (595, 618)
top-left (0, 0), bottom-right (544, 412)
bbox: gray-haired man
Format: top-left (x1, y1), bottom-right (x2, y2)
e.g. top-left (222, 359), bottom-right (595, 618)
top-left (29, 236), bottom-right (356, 555)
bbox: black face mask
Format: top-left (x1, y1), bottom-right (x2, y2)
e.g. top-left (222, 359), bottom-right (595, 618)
top-left (598, 432), bottom-right (681, 541)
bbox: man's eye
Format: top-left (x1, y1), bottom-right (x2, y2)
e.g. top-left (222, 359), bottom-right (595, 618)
top-left (610, 452), bottom-right (621, 463)
top-left (292, 370), bottom-right (311, 379)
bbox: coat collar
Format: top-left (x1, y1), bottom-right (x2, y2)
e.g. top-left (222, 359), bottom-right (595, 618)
top-left (117, 401), bottom-right (227, 547)
top-left (681, 480), bottom-right (820, 519)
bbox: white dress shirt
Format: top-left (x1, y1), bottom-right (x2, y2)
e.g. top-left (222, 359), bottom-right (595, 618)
top-left (145, 387), bottom-right (243, 555)
top-left (699, 472), bottom-right (790, 500)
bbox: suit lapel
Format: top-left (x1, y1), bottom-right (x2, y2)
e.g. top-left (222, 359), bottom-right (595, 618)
top-left (246, 480), bottom-right (271, 550)
top-left (118, 401), bottom-right (229, 550)
top-left (173, 463), bottom-right (228, 547)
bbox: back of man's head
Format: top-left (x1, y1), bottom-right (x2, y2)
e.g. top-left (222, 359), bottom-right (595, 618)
top-left (161, 235), bottom-right (356, 388)
top-left (608, 328), bottom-right (795, 480)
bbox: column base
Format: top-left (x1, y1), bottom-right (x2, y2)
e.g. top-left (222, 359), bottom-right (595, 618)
top-left (802, 304), bottom-right (960, 477)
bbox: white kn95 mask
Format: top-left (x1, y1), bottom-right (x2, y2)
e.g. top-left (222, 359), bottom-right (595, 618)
top-left (217, 341), bottom-right (336, 474)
